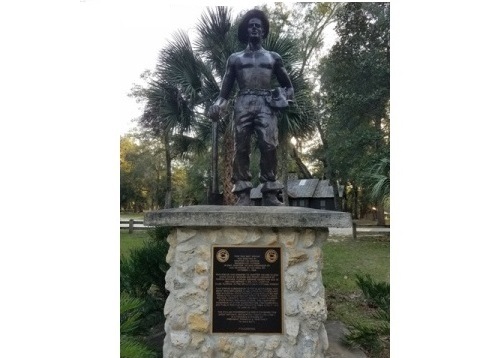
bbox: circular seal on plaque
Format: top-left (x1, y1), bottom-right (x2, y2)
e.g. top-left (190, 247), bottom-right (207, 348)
top-left (216, 249), bottom-right (229, 263)
top-left (265, 249), bottom-right (278, 263)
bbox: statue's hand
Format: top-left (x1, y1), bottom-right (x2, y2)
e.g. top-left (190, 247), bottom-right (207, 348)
top-left (208, 105), bottom-right (221, 122)
top-left (208, 97), bottom-right (228, 121)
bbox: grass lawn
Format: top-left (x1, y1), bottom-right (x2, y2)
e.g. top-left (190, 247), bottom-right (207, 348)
top-left (120, 230), bottom-right (151, 258)
top-left (322, 236), bottom-right (390, 327)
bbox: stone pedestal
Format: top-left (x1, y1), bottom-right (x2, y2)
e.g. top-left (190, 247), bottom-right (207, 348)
top-left (144, 206), bottom-right (351, 358)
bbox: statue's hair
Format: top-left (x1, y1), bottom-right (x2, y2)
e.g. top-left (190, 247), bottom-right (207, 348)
top-left (237, 9), bottom-right (269, 44)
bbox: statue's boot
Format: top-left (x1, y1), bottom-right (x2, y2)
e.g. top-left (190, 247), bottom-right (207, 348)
top-left (235, 189), bottom-right (252, 206)
top-left (262, 191), bottom-right (284, 206)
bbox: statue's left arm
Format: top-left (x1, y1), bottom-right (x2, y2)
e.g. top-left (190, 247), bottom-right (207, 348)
top-left (272, 52), bottom-right (294, 101)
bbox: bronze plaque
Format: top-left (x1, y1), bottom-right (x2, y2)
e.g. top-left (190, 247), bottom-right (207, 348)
top-left (212, 246), bottom-right (283, 334)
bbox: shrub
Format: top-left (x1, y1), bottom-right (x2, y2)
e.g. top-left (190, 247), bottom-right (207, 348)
top-left (120, 336), bottom-right (157, 358)
top-left (120, 228), bottom-right (170, 299)
top-left (344, 274), bottom-right (390, 357)
top-left (120, 227), bottom-right (170, 331)
top-left (120, 294), bottom-right (156, 358)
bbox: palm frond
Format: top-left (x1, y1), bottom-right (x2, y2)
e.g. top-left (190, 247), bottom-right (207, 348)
top-left (158, 30), bottom-right (203, 105)
top-left (195, 6), bottom-right (239, 76)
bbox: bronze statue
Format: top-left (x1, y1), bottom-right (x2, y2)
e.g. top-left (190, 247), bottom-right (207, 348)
top-left (208, 9), bottom-right (294, 206)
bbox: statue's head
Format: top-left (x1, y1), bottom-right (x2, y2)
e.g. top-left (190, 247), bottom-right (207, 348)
top-left (238, 9), bottom-right (269, 44)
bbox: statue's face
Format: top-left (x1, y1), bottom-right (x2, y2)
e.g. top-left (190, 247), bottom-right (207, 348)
top-left (247, 18), bottom-right (263, 41)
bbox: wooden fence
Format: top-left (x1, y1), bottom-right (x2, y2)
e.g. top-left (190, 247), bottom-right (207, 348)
top-left (120, 219), bottom-right (147, 233)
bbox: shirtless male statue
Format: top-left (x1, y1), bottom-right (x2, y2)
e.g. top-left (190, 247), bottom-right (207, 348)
top-left (208, 9), bottom-right (294, 206)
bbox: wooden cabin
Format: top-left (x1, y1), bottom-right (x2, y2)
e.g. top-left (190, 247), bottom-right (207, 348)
top-left (250, 179), bottom-right (344, 209)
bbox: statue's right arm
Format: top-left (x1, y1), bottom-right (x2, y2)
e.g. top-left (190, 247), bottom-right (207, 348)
top-left (209, 54), bottom-right (236, 121)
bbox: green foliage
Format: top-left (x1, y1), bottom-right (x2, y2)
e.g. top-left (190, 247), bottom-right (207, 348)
top-left (363, 156), bottom-right (390, 207)
top-left (120, 229), bottom-right (170, 357)
top-left (120, 293), bottom-right (146, 335)
top-left (120, 232), bottom-right (170, 299)
top-left (120, 227), bottom-right (170, 334)
top-left (120, 294), bottom-right (157, 358)
top-left (120, 336), bottom-right (156, 358)
top-left (343, 274), bottom-right (390, 357)
top-left (355, 274), bottom-right (390, 318)
top-left (146, 226), bottom-right (171, 243)
top-left (343, 322), bottom-right (389, 357)
top-left (318, 2), bottom-right (390, 211)
top-left (120, 134), bottom-right (168, 211)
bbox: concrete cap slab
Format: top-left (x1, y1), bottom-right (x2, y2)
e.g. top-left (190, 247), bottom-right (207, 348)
top-left (144, 205), bottom-right (352, 228)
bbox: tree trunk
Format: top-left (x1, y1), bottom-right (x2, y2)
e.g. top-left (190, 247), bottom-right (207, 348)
top-left (376, 201), bottom-right (386, 226)
top-left (280, 143), bottom-right (289, 206)
top-left (164, 131), bottom-right (172, 209)
top-left (317, 120), bottom-right (340, 211)
top-left (222, 127), bottom-right (236, 205)
top-left (353, 183), bottom-right (359, 220)
top-left (289, 142), bottom-right (312, 179)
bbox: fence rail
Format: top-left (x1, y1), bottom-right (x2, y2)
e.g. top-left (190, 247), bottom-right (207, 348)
top-left (120, 219), bottom-right (148, 233)
top-left (352, 222), bottom-right (390, 239)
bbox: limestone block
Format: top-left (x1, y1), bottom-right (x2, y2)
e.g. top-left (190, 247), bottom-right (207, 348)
top-left (285, 267), bottom-right (307, 291)
top-left (318, 322), bottom-right (329, 353)
top-left (307, 281), bottom-right (322, 297)
top-left (285, 297), bottom-right (300, 316)
top-left (193, 276), bottom-right (209, 290)
top-left (252, 337), bottom-right (266, 352)
top-left (217, 337), bottom-right (234, 354)
top-left (195, 303), bottom-right (208, 313)
top-left (264, 336), bottom-right (281, 350)
top-left (280, 229), bottom-right (298, 248)
top-left (173, 277), bottom-right (187, 290)
top-left (177, 261), bottom-right (195, 278)
top-left (195, 261), bottom-right (208, 275)
top-left (164, 268), bottom-right (175, 292)
top-left (168, 305), bottom-right (187, 330)
top-left (285, 317), bottom-right (300, 344)
top-left (223, 228), bottom-right (248, 244)
top-left (232, 351), bottom-right (246, 358)
top-left (170, 331), bottom-right (190, 349)
top-left (176, 249), bottom-right (196, 265)
top-left (299, 296), bottom-right (328, 330)
top-left (276, 344), bottom-right (294, 358)
top-left (234, 337), bottom-right (246, 348)
top-left (165, 247), bottom-right (175, 264)
top-left (166, 231), bottom-right (176, 245)
top-left (177, 228), bottom-right (197, 243)
top-left (302, 229), bottom-right (316, 246)
top-left (244, 231), bottom-right (261, 243)
top-left (163, 293), bottom-right (176, 316)
top-left (312, 247), bottom-right (323, 262)
top-left (287, 249), bottom-right (309, 267)
top-left (197, 245), bottom-right (211, 261)
top-left (297, 335), bottom-right (318, 358)
top-left (301, 231), bottom-right (315, 248)
top-left (200, 341), bottom-right (213, 356)
top-left (261, 231), bottom-right (278, 245)
top-left (187, 313), bottom-right (209, 333)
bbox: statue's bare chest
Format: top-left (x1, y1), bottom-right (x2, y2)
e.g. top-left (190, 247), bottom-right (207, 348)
top-left (235, 51), bottom-right (274, 71)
